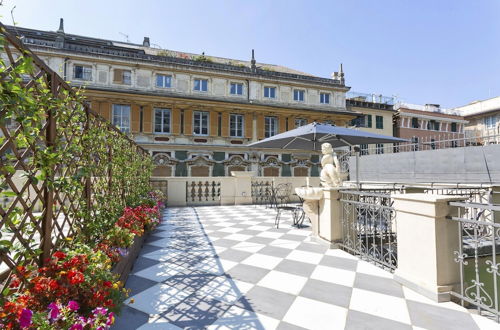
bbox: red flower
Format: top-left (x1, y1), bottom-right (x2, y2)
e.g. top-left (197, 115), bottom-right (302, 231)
top-left (67, 270), bottom-right (84, 285)
top-left (53, 251), bottom-right (66, 260)
top-left (103, 281), bottom-right (112, 288)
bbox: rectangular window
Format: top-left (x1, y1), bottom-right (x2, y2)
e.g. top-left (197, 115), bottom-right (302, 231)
top-left (350, 116), bottom-right (365, 127)
top-left (156, 74), bottom-right (172, 88)
top-left (293, 89), bottom-right (305, 102)
top-left (320, 93), bottom-right (330, 104)
top-left (431, 139), bottom-right (436, 150)
top-left (264, 116), bottom-right (278, 138)
top-left (375, 116), bottom-right (383, 129)
top-left (295, 118), bottom-right (307, 128)
top-left (365, 114), bottom-right (372, 128)
top-left (264, 86), bottom-right (276, 99)
top-left (230, 114), bottom-right (244, 137)
top-left (360, 144), bottom-right (368, 156)
top-left (154, 108), bottom-right (171, 133)
top-left (193, 111), bottom-right (209, 135)
top-left (411, 117), bottom-right (419, 128)
top-left (451, 122), bottom-right (457, 132)
top-left (113, 69), bottom-right (131, 85)
top-left (230, 82), bottom-right (243, 95)
top-left (484, 116), bottom-right (497, 128)
top-left (193, 79), bottom-right (208, 92)
top-left (412, 137), bottom-right (419, 151)
top-left (376, 143), bottom-right (384, 154)
top-left (73, 65), bottom-right (92, 81)
top-left (112, 104), bottom-right (130, 133)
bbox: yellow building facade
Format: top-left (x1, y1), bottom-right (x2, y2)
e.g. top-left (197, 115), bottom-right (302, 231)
top-left (7, 20), bottom-right (359, 177)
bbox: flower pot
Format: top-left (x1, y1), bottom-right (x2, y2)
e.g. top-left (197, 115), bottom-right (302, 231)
top-left (111, 233), bottom-right (147, 283)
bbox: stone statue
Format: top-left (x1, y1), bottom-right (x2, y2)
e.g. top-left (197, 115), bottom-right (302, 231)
top-left (320, 143), bottom-right (343, 187)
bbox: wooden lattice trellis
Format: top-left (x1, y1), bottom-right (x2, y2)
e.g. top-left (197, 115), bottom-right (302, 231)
top-left (0, 22), bottom-right (150, 292)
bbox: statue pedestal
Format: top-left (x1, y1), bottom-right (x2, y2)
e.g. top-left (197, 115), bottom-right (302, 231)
top-left (318, 188), bottom-right (345, 244)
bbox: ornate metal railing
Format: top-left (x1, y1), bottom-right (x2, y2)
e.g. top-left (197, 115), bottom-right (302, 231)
top-left (0, 22), bottom-right (150, 291)
top-left (251, 180), bottom-right (272, 205)
top-left (449, 201), bottom-right (500, 322)
top-left (186, 181), bottom-right (221, 204)
top-left (339, 190), bottom-right (397, 270)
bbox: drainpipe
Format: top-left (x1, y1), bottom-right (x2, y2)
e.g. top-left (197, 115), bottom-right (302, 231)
top-left (63, 57), bottom-right (69, 80)
top-left (246, 79), bottom-right (250, 102)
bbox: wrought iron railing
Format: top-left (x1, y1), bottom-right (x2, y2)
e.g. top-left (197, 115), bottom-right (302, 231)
top-left (339, 190), bottom-right (397, 270)
top-left (0, 22), bottom-right (150, 291)
top-left (186, 181), bottom-right (221, 204)
top-left (449, 201), bottom-right (500, 322)
top-left (251, 180), bottom-right (272, 205)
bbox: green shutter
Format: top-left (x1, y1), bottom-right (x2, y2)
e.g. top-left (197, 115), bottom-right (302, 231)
top-left (367, 115), bottom-right (372, 128)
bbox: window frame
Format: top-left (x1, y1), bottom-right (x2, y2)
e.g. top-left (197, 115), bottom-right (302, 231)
top-left (154, 108), bottom-right (172, 134)
top-left (156, 74), bottom-right (172, 88)
top-left (229, 114), bottom-right (244, 138)
top-left (230, 82), bottom-right (244, 96)
top-left (193, 78), bottom-right (208, 92)
top-left (73, 64), bottom-right (92, 81)
top-left (264, 86), bottom-right (277, 99)
top-left (484, 116), bottom-right (497, 129)
top-left (375, 115), bottom-right (384, 129)
top-left (295, 118), bottom-right (307, 128)
top-left (451, 122), bottom-right (457, 132)
top-left (112, 104), bottom-right (131, 133)
top-left (293, 89), bottom-right (305, 102)
top-left (264, 116), bottom-right (278, 138)
top-left (193, 111), bottom-right (209, 136)
top-left (365, 114), bottom-right (372, 128)
top-left (411, 117), bottom-right (419, 129)
top-left (320, 92), bottom-right (330, 104)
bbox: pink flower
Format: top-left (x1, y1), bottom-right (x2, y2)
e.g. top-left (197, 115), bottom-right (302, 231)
top-left (92, 307), bottom-right (107, 315)
top-left (69, 324), bottom-right (83, 330)
top-left (106, 312), bottom-right (115, 326)
top-left (48, 302), bottom-right (60, 320)
top-left (19, 308), bottom-right (32, 328)
top-left (68, 300), bottom-right (80, 311)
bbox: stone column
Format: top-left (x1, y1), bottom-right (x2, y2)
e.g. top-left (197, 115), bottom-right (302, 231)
top-left (392, 193), bottom-right (468, 302)
top-left (167, 178), bottom-right (187, 207)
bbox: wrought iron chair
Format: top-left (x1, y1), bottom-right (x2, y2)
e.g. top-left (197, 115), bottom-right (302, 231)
top-left (274, 183), bottom-right (304, 228)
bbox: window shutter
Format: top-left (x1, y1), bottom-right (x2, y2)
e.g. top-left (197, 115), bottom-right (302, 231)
top-left (279, 116), bottom-right (287, 133)
top-left (142, 105), bottom-right (152, 133)
top-left (210, 111), bottom-right (218, 137)
top-left (113, 69), bottom-right (122, 83)
top-left (257, 114), bottom-right (265, 140)
top-left (184, 109), bottom-right (193, 135)
top-left (131, 104), bottom-right (140, 133)
top-left (172, 108), bottom-right (181, 135)
top-left (245, 113), bottom-right (253, 139)
top-left (99, 102), bottom-right (111, 121)
top-left (221, 112), bottom-right (230, 137)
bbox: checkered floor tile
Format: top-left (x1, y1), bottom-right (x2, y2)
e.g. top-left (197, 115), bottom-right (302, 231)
top-left (113, 205), bottom-right (500, 330)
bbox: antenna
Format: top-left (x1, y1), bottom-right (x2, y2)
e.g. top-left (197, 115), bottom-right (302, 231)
top-left (119, 32), bottom-right (130, 43)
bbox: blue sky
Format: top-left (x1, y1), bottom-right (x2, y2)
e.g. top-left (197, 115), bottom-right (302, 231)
top-left (1, 0), bottom-right (499, 108)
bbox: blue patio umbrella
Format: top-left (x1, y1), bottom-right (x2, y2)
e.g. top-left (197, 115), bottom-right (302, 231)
top-left (248, 122), bottom-right (407, 184)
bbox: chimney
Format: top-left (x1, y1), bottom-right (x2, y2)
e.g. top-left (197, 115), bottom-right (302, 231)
top-left (57, 18), bottom-right (64, 33)
top-left (143, 37), bottom-right (150, 47)
top-left (339, 63), bottom-right (345, 84)
top-left (251, 49), bottom-right (256, 72)
top-left (55, 18), bottom-right (65, 48)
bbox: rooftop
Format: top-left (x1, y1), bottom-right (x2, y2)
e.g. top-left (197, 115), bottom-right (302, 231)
top-left (7, 20), bottom-right (346, 88)
top-left (452, 96), bottom-right (500, 117)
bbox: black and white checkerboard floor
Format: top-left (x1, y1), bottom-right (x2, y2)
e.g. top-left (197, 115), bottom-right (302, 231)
top-left (113, 205), bottom-right (500, 329)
